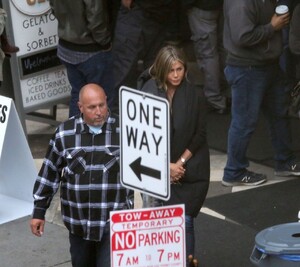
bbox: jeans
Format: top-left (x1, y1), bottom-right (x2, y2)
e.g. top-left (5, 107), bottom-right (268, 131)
top-left (69, 224), bottom-right (110, 267)
top-left (223, 64), bottom-right (294, 181)
top-left (61, 50), bottom-right (114, 118)
top-left (185, 215), bottom-right (195, 265)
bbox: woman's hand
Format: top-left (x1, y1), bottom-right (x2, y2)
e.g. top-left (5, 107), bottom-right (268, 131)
top-left (170, 163), bottom-right (185, 184)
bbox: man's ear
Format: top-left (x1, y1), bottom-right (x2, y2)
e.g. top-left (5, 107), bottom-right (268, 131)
top-left (77, 101), bottom-right (82, 112)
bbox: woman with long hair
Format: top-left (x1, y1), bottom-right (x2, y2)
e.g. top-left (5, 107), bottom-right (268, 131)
top-left (140, 45), bottom-right (210, 262)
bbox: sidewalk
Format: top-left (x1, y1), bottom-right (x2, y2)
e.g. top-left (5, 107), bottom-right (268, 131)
top-left (1, 150), bottom-right (294, 267)
top-left (0, 106), bottom-right (298, 267)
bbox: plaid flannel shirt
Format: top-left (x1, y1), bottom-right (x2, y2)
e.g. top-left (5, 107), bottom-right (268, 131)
top-left (32, 114), bottom-right (128, 241)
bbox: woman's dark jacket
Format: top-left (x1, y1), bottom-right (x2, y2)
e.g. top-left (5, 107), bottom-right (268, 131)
top-left (140, 77), bottom-right (210, 217)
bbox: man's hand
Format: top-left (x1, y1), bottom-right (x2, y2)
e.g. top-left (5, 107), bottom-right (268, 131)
top-left (271, 13), bottom-right (290, 31)
top-left (30, 218), bottom-right (45, 237)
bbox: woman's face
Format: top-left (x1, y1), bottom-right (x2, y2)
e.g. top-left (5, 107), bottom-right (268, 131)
top-left (166, 60), bottom-right (185, 89)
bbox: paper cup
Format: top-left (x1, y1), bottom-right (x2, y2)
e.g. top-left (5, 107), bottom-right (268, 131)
top-left (276, 5), bottom-right (289, 15)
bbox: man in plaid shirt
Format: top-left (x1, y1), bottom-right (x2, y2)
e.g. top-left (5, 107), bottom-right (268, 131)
top-left (30, 83), bottom-right (131, 267)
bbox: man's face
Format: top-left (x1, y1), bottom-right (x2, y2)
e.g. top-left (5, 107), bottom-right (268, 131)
top-left (78, 87), bottom-right (108, 126)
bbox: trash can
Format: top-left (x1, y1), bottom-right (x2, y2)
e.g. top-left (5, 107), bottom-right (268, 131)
top-left (250, 223), bottom-right (300, 266)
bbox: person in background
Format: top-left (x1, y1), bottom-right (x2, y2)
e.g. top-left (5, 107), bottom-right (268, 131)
top-left (222, 0), bottom-right (300, 187)
top-left (277, 0), bottom-right (294, 80)
top-left (140, 45), bottom-right (210, 264)
top-left (0, 8), bottom-right (19, 86)
top-left (30, 84), bottom-right (131, 267)
top-left (185, 0), bottom-right (228, 114)
top-left (112, 0), bottom-right (177, 105)
top-left (49, 0), bottom-right (115, 117)
top-left (0, 2), bottom-right (19, 59)
top-left (289, 0), bottom-right (300, 57)
top-left (276, 0), bottom-right (300, 105)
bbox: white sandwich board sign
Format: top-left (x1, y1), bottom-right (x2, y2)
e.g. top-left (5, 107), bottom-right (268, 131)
top-left (0, 95), bottom-right (37, 224)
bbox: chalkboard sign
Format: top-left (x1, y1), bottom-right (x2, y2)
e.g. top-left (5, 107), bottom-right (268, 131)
top-left (19, 48), bottom-right (61, 78)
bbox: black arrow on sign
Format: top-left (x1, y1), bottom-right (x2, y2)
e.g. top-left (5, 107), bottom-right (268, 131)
top-left (129, 157), bottom-right (161, 181)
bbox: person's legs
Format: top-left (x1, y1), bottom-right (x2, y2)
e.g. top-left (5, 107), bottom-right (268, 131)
top-left (223, 65), bottom-right (267, 182)
top-left (187, 7), bottom-right (226, 111)
top-left (62, 50), bottom-right (114, 117)
top-left (78, 50), bottom-right (114, 110)
top-left (262, 65), bottom-right (296, 170)
top-left (69, 233), bottom-right (96, 267)
top-left (112, 5), bottom-right (143, 91)
top-left (185, 215), bottom-right (195, 265)
top-left (141, 12), bottom-right (170, 70)
top-left (95, 223), bottom-right (111, 267)
top-left (113, 3), bottom-right (172, 95)
top-left (61, 60), bottom-right (86, 118)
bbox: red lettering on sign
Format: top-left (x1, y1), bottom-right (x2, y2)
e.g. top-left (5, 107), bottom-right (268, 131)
top-left (112, 231), bottom-right (136, 251)
top-left (111, 207), bottom-right (183, 223)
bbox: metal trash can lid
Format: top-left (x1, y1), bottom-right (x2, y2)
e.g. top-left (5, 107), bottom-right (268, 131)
top-left (255, 223), bottom-right (300, 255)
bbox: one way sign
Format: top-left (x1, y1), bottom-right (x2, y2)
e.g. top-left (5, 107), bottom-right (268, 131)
top-left (120, 86), bottom-right (170, 201)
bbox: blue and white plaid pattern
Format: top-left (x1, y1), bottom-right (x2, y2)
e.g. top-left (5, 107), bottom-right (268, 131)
top-left (32, 114), bottom-right (128, 241)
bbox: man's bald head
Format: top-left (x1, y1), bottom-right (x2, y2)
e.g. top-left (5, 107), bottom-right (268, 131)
top-left (79, 83), bottom-right (106, 102)
top-left (78, 84), bottom-right (108, 126)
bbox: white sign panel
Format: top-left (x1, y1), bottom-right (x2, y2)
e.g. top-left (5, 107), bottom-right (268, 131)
top-left (110, 205), bottom-right (185, 267)
top-left (120, 86), bottom-right (170, 200)
top-left (9, 4), bottom-right (57, 56)
top-left (0, 96), bottom-right (37, 224)
top-left (7, 0), bottom-right (71, 110)
top-left (0, 95), bottom-right (11, 156)
top-left (20, 68), bottom-right (70, 107)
